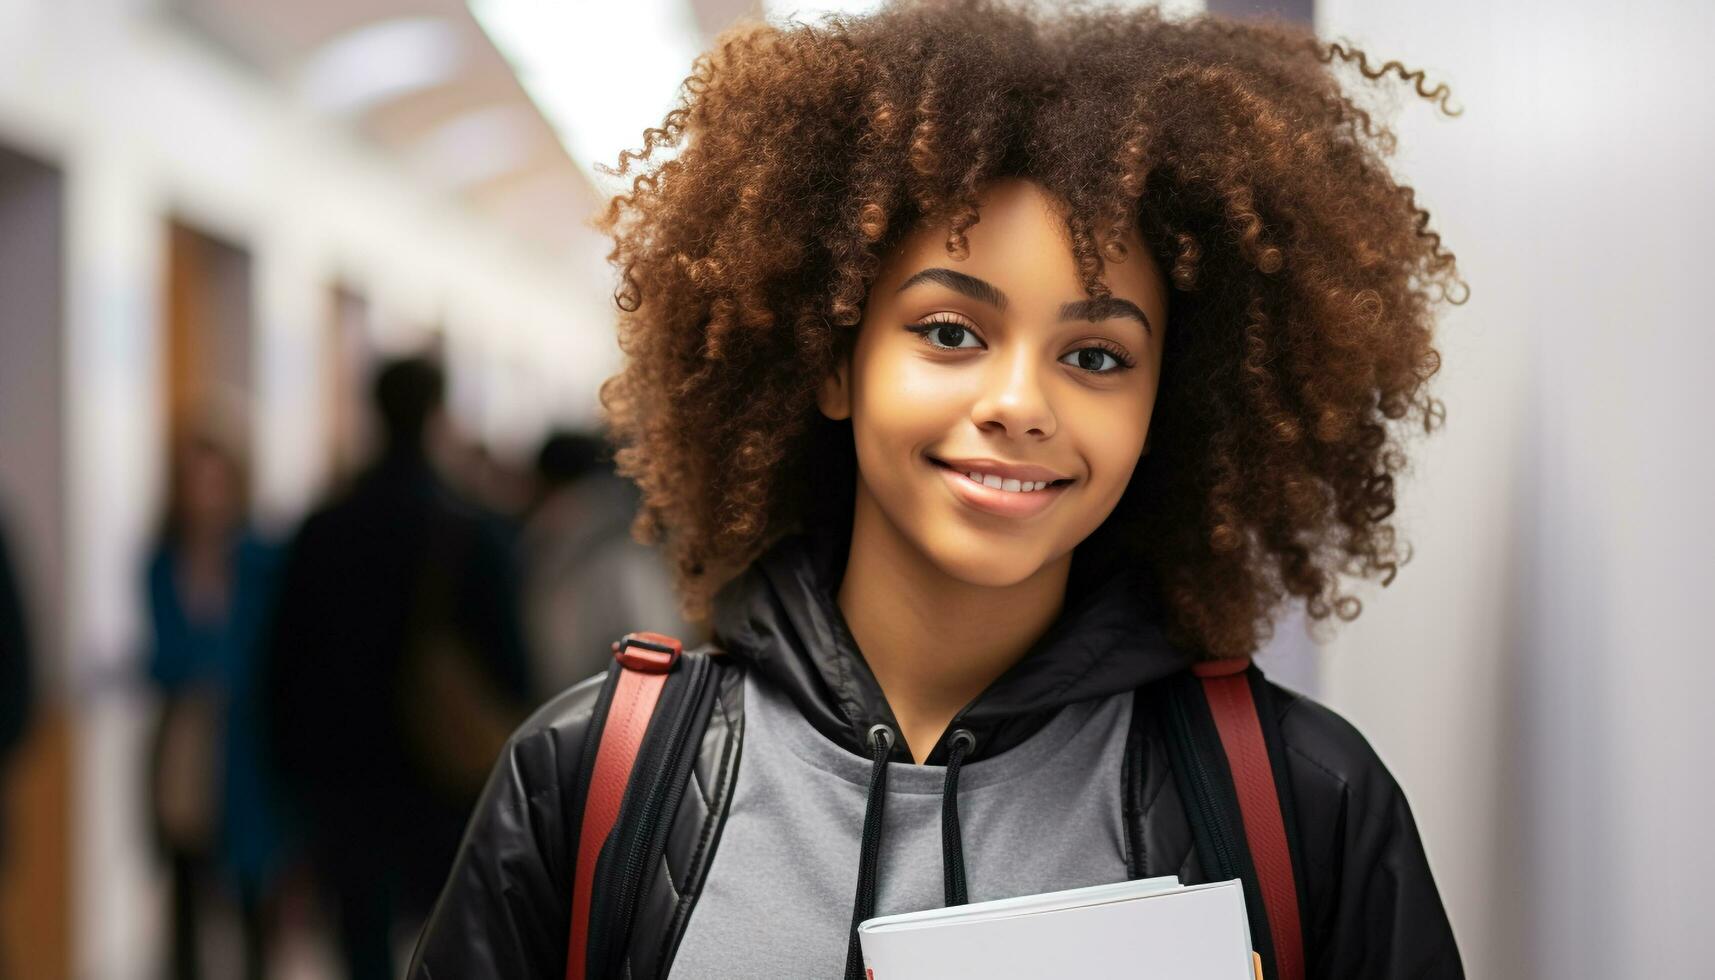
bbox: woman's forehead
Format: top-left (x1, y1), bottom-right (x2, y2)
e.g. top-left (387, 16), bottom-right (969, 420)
top-left (877, 180), bottom-right (1167, 322)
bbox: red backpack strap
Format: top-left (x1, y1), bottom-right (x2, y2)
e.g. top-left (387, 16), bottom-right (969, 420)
top-left (1191, 659), bottom-right (1305, 980)
top-left (566, 632), bottom-right (683, 980)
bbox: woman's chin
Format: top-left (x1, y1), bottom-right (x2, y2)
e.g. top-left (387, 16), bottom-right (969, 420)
top-left (919, 535), bottom-right (1058, 591)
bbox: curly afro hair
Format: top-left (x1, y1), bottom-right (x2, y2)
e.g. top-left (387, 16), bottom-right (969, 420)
top-left (598, 0), bottom-right (1464, 659)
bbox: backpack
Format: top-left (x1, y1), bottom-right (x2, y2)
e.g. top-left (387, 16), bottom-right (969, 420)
top-left (566, 632), bottom-right (1307, 980)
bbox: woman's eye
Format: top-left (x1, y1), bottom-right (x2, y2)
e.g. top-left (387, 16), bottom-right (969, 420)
top-left (914, 322), bottom-right (982, 350)
top-left (1060, 347), bottom-right (1126, 373)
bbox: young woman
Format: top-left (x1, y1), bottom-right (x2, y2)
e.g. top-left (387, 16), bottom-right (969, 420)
top-left (145, 431), bottom-right (283, 980)
top-left (411, 2), bottom-right (1464, 977)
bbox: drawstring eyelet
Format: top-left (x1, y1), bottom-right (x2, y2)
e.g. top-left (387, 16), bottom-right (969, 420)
top-left (950, 728), bottom-right (976, 756)
top-left (867, 724), bottom-right (895, 755)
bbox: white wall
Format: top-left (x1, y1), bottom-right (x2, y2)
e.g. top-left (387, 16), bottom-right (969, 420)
top-left (0, 0), bottom-right (622, 974)
top-left (1314, 1), bottom-right (1715, 976)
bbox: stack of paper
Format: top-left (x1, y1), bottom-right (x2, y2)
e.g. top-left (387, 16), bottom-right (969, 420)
top-left (858, 876), bottom-right (1256, 979)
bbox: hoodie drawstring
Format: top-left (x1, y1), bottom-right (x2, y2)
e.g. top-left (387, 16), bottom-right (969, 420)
top-left (941, 729), bottom-right (975, 906)
top-left (844, 725), bottom-right (979, 980)
top-left (845, 724), bottom-right (895, 980)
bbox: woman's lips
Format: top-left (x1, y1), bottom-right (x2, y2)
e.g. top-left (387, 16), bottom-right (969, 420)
top-left (930, 458), bottom-right (1070, 519)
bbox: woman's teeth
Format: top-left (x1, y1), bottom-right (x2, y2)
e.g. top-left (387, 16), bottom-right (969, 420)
top-left (965, 471), bottom-right (1052, 493)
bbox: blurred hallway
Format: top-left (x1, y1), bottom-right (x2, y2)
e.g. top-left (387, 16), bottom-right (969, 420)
top-left (1, 1), bottom-right (619, 976)
top-left (1, 0), bottom-right (1711, 977)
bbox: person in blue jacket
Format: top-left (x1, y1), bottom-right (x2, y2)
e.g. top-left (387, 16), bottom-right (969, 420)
top-left (144, 430), bottom-right (282, 980)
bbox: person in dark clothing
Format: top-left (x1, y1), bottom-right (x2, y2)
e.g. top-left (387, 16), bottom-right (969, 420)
top-left (0, 510), bottom-right (32, 838)
top-left (263, 356), bottom-right (531, 980)
top-left (0, 511), bottom-right (29, 980)
top-left (411, 4), bottom-right (1465, 977)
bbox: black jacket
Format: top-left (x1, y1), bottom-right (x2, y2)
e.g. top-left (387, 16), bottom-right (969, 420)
top-left (410, 534), bottom-right (1461, 978)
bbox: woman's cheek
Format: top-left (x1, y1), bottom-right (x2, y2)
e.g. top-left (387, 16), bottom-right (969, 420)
top-left (861, 354), bottom-right (971, 445)
top-left (1075, 389), bottom-right (1153, 515)
top-left (883, 352), bottom-right (972, 408)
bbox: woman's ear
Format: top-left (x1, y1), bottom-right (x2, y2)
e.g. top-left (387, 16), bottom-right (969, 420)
top-left (817, 358), bottom-right (852, 421)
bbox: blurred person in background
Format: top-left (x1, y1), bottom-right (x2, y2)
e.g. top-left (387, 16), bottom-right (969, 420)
top-left (520, 431), bottom-right (699, 699)
top-left (143, 430), bottom-right (284, 980)
top-left (261, 355), bottom-right (530, 980)
top-left (0, 510), bottom-right (29, 775)
top-left (455, 442), bottom-right (536, 525)
top-left (0, 507), bottom-right (27, 980)
top-left (0, 507), bottom-right (29, 810)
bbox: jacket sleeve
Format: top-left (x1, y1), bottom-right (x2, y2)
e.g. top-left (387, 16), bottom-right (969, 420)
top-left (1273, 687), bottom-right (1464, 979)
top-left (407, 672), bottom-right (607, 979)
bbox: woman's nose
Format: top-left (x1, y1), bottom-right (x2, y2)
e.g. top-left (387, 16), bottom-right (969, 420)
top-left (970, 349), bottom-right (1056, 439)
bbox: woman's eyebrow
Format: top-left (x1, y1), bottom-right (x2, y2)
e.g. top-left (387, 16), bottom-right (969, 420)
top-left (897, 269), bottom-right (1152, 335)
top-left (1059, 297), bottom-right (1153, 335)
top-left (895, 268), bottom-right (1009, 309)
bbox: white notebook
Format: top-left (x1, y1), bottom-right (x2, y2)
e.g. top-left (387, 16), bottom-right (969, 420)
top-left (857, 876), bottom-right (1256, 979)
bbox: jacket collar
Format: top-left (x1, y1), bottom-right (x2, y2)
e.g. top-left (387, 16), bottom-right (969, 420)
top-left (711, 529), bottom-right (1192, 764)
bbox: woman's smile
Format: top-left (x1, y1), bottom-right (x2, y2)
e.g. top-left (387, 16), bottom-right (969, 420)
top-left (927, 454), bottom-right (1075, 519)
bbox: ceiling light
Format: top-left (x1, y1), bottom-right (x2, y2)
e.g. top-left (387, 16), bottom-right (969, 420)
top-left (469, 0), bottom-right (702, 193)
top-left (761, 0), bottom-right (884, 19)
top-left (298, 16), bottom-right (465, 116)
top-left (407, 105), bottom-right (540, 188)
top-left (762, 0), bottom-right (1205, 20)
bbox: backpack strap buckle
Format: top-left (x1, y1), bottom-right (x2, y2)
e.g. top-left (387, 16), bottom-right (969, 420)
top-left (612, 631), bottom-right (683, 673)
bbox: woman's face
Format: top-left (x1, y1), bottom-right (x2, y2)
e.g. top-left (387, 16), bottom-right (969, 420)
top-left (178, 442), bottom-right (243, 537)
top-left (820, 179), bottom-right (1169, 589)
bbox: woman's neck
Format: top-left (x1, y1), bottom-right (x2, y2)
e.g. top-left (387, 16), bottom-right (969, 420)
top-left (836, 488), bottom-right (1070, 763)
